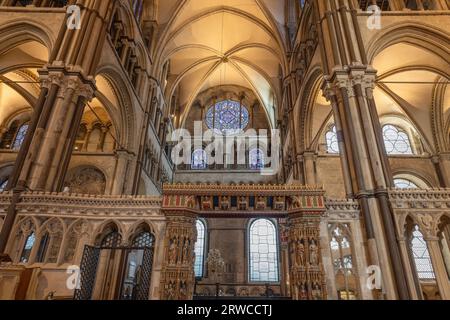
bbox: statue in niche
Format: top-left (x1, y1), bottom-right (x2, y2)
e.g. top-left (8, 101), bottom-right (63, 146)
top-left (274, 196), bottom-right (284, 210)
top-left (309, 239), bottom-right (319, 266)
top-left (166, 281), bottom-right (176, 300)
top-left (238, 196), bottom-right (247, 210)
top-left (66, 167), bottom-right (106, 195)
top-left (202, 196), bottom-right (212, 210)
top-left (177, 237), bottom-right (184, 263)
top-left (168, 238), bottom-right (177, 264)
top-left (256, 196), bottom-right (266, 210)
top-left (290, 241), bottom-right (296, 267)
top-left (299, 282), bottom-right (308, 300)
top-left (182, 239), bottom-right (190, 264)
top-left (179, 281), bottom-right (187, 299)
top-left (296, 239), bottom-right (305, 267)
top-left (220, 196), bottom-right (229, 210)
top-left (312, 282), bottom-right (322, 300)
top-left (291, 196), bottom-right (301, 209)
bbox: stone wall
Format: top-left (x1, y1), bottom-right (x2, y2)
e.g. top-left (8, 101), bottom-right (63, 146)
top-left (0, 192), bottom-right (165, 300)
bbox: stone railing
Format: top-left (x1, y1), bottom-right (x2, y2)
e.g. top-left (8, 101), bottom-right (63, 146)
top-left (324, 199), bottom-right (361, 220)
top-left (388, 188), bottom-right (450, 238)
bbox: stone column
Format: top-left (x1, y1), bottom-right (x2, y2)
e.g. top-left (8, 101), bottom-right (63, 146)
top-left (288, 194), bottom-right (327, 300)
top-left (82, 126), bottom-right (93, 151)
top-left (397, 237), bottom-right (422, 299)
top-left (23, 72), bottom-right (94, 191)
top-left (160, 205), bottom-right (197, 300)
top-left (433, 153), bottom-right (450, 187)
top-left (315, 0), bottom-right (411, 299)
top-left (7, 0), bottom-right (115, 192)
top-left (299, 151), bottom-right (318, 186)
top-left (0, 0), bottom-right (115, 259)
top-left (132, 82), bottom-right (155, 195)
top-left (111, 150), bottom-right (132, 195)
top-left (285, 75), bottom-right (299, 181)
top-left (279, 218), bottom-right (290, 297)
top-left (425, 235), bottom-right (450, 299)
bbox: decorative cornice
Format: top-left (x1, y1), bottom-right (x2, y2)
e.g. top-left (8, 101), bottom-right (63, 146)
top-left (323, 199), bottom-right (360, 220)
top-left (0, 192), bottom-right (162, 218)
top-left (388, 188), bottom-right (450, 210)
top-left (163, 183), bottom-right (324, 196)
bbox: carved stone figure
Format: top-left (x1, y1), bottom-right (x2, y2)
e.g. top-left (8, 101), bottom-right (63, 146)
top-left (312, 282), bottom-right (322, 300)
top-left (206, 249), bottom-right (225, 282)
top-left (179, 281), bottom-right (187, 299)
top-left (238, 196), bottom-right (247, 210)
top-left (290, 241), bottom-right (296, 267)
top-left (256, 196), bottom-right (266, 210)
top-left (299, 283), bottom-right (308, 300)
top-left (296, 240), bottom-right (305, 266)
top-left (309, 239), bottom-right (318, 266)
top-left (166, 281), bottom-right (176, 300)
top-left (274, 196), bottom-right (284, 210)
top-left (168, 238), bottom-right (177, 264)
top-left (182, 239), bottom-right (190, 264)
top-left (220, 196), bottom-right (229, 210)
top-left (202, 196), bottom-right (212, 210)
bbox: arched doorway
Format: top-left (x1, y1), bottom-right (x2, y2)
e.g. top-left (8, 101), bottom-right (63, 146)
top-left (74, 224), bottom-right (155, 300)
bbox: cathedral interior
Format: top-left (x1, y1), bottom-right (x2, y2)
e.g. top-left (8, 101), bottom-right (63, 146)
top-left (0, 0), bottom-right (449, 301)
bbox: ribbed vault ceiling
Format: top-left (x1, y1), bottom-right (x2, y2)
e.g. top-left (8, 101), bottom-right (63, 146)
top-left (154, 0), bottom-right (288, 128)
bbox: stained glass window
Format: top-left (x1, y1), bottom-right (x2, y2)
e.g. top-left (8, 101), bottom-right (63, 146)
top-left (12, 123), bottom-right (29, 150)
top-left (330, 225), bottom-right (353, 274)
top-left (194, 220), bottom-right (206, 278)
top-left (410, 225), bottom-right (435, 280)
top-left (192, 149), bottom-right (207, 170)
top-left (382, 125), bottom-right (413, 155)
top-left (326, 126), bottom-right (339, 154)
top-left (249, 148), bottom-right (265, 170)
top-left (0, 179), bottom-right (7, 192)
top-left (249, 219), bottom-right (279, 282)
top-left (394, 178), bottom-right (418, 189)
top-left (36, 232), bottom-right (50, 263)
top-left (205, 100), bottom-right (249, 135)
top-left (20, 232), bottom-right (35, 263)
top-left (132, 0), bottom-right (144, 20)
